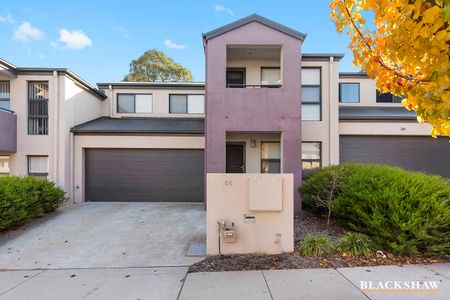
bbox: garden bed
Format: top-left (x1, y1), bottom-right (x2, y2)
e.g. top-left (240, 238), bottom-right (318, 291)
top-left (294, 210), bottom-right (345, 243)
top-left (189, 252), bottom-right (449, 273)
top-left (189, 210), bottom-right (450, 273)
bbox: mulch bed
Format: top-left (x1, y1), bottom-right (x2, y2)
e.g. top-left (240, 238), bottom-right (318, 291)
top-left (189, 210), bottom-right (450, 273)
top-left (189, 252), bottom-right (450, 273)
top-left (294, 210), bottom-right (345, 243)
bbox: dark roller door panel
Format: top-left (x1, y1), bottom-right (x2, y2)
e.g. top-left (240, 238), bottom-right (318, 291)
top-left (85, 149), bottom-right (204, 202)
top-left (340, 136), bottom-right (450, 177)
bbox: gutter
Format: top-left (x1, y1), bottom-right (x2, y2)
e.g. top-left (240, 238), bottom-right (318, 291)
top-left (13, 67), bottom-right (107, 100)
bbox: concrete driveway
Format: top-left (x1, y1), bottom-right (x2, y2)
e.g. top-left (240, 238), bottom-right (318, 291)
top-left (0, 202), bottom-right (206, 270)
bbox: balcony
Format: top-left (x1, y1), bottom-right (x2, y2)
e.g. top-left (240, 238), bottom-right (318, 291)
top-left (226, 45), bottom-right (282, 89)
top-left (0, 108), bottom-right (17, 153)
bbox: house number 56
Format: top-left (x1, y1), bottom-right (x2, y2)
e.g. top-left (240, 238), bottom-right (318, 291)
top-left (225, 180), bottom-right (232, 186)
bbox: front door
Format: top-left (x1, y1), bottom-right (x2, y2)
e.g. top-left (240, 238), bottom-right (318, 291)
top-left (226, 143), bottom-right (245, 173)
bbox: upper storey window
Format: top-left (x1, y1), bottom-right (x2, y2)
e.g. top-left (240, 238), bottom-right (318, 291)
top-left (28, 81), bottom-right (49, 135)
top-left (117, 94), bottom-right (152, 113)
top-left (339, 83), bottom-right (360, 103)
top-left (226, 45), bottom-right (282, 88)
top-left (261, 67), bottom-right (281, 87)
top-left (0, 81), bottom-right (10, 111)
top-left (169, 94), bottom-right (204, 114)
top-left (376, 91), bottom-right (402, 103)
top-left (226, 68), bottom-right (245, 88)
top-left (301, 68), bottom-right (321, 121)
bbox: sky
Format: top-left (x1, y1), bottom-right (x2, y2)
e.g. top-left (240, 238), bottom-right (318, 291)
top-left (0, 0), bottom-right (359, 85)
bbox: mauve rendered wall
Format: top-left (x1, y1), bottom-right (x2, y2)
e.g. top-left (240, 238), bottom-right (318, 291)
top-left (205, 21), bottom-right (303, 209)
top-left (0, 110), bottom-right (17, 153)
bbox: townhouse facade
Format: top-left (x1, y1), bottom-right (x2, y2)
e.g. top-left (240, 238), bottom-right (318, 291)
top-left (0, 14), bottom-right (448, 213)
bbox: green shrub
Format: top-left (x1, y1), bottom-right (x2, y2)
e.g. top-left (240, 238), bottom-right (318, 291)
top-left (299, 165), bottom-right (348, 213)
top-left (300, 163), bottom-right (450, 255)
top-left (300, 234), bottom-right (334, 257)
top-left (0, 176), bottom-right (64, 231)
top-left (337, 233), bottom-right (372, 256)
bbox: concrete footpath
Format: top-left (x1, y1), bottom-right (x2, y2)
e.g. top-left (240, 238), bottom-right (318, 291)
top-left (0, 263), bottom-right (448, 299)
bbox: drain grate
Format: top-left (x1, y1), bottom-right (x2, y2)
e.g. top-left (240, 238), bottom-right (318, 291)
top-left (186, 242), bottom-right (206, 257)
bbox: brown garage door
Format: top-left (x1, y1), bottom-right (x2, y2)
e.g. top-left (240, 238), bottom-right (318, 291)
top-left (340, 136), bottom-right (450, 177)
top-left (85, 149), bottom-right (204, 202)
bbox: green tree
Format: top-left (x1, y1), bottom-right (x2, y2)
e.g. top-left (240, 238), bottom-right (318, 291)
top-left (123, 49), bottom-right (193, 82)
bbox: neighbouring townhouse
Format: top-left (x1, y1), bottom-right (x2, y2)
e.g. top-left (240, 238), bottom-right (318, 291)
top-left (0, 14), bottom-right (448, 219)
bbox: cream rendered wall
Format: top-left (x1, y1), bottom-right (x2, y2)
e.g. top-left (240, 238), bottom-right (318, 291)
top-left (226, 132), bottom-right (280, 173)
top-left (206, 173), bottom-right (294, 255)
top-left (301, 60), bottom-right (340, 167)
top-left (73, 135), bottom-right (205, 203)
top-left (109, 87), bottom-right (205, 118)
top-left (62, 76), bottom-right (108, 200)
top-left (9, 74), bottom-right (55, 180)
top-left (227, 59), bottom-right (280, 86)
top-left (338, 77), bottom-right (380, 106)
top-left (338, 77), bottom-right (405, 107)
top-left (338, 77), bottom-right (431, 136)
top-left (7, 72), bottom-right (107, 201)
top-left (339, 122), bottom-right (432, 136)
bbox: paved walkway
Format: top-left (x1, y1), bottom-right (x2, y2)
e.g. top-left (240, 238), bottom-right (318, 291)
top-left (0, 263), bottom-right (448, 299)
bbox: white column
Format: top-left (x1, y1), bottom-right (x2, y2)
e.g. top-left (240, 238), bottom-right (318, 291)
top-left (328, 57), bottom-right (340, 165)
top-left (52, 70), bottom-right (60, 183)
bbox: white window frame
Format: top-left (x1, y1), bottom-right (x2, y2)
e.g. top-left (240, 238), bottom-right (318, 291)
top-left (302, 142), bottom-right (321, 176)
top-left (301, 68), bottom-right (321, 121)
top-left (0, 156), bottom-right (9, 176)
top-left (261, 141), bottom-right (281, 174)
top-left (169, 94), bottom-right (205, 114)
top-left (27, 156), bottom-right (49, 178)
top-left (117, 94), bottom-right (153, 114)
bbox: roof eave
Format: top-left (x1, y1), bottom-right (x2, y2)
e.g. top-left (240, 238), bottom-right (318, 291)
top-left (97, 82), bottom-right (206, 89)
top-left (0, 58), bottom-right (18, 78)
top-left (14, 67), bottom-right (106, 100)
top-left (339, 72), bottom-right (369, 78)
top-left (0, 58), bottom-right (18, 71)
top-left (203, 13), bottom-right (306, 42)
top-left (302, 53), bottom-right (345, 62)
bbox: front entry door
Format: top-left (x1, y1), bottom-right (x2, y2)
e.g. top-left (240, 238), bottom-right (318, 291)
top-left (226, 143), bottom-right (245, 173)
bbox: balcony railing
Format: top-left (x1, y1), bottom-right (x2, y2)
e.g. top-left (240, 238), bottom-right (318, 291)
top-left (0, 100), bottom-right (10, 111)
top-left (0, 106), bottom-right (14, 114)
top-left (226, 84), bottom-right (282, 88)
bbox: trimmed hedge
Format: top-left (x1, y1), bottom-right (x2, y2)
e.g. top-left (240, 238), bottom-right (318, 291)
top-left (0, 176), bottom-right (64, 231)
top-left (300, 163), bottom-right (450, 255)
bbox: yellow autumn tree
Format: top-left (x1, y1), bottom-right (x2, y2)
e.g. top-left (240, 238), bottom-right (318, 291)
top-left (330, 0), bottom-right (450, 137)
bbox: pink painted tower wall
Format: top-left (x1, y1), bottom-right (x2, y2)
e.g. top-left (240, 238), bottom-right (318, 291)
top-left (204, 19), bottom-right (304, 210)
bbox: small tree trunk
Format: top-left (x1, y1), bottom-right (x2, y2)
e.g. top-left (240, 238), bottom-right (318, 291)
top-left (327, 206), bottom-right (331, 226)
